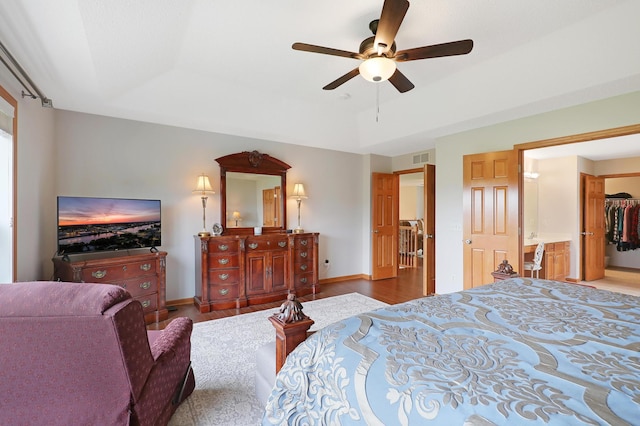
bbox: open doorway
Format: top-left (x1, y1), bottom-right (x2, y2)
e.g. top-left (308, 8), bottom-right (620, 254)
top-left (396, 165), bottom-right (435, 296)
top-left (521, 131), bottom-right (640, 291)
top-left (399, 171), bottom-right (424, 270)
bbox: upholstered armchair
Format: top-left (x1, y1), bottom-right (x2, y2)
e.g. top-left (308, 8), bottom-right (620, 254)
top-left (0, 281), bottom-right (195, 425)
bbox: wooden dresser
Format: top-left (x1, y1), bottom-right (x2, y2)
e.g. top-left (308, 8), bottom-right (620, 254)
top-left (195, 233), bottom-right (319, 312)
top-left (52, 250), bottom-right (168, 324)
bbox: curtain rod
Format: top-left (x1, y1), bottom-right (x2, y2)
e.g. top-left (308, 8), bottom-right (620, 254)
top-left (0, 39), bottom-right (53, 108)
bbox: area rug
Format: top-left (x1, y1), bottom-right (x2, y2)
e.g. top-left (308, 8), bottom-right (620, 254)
top-left (169, 293), bottom-right (388, 426)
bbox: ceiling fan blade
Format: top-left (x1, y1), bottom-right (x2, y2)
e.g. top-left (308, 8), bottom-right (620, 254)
top-left (374, 0), bottom-right (409, 55)
top-left (395, 39), bottom-right (474, 62)
top-left (388, 69), bottom-right (414, 93)
top-left (292, 42), bottom-right (362, 59)
top-left (323, 68), bottom-right (360, 90)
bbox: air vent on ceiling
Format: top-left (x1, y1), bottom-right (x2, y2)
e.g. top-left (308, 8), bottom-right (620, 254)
top-left (412, 152), bottom-right (430, 164)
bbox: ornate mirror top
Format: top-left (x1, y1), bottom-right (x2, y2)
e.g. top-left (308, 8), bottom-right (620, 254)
top-left (216, 150), bottom-right (291, 174)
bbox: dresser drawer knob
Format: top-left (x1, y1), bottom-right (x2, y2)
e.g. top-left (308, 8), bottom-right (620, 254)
top-left (249, 243), bottom-right (258, 249)
top-left (300, 264), bottom-right (308, 271)
top-left (300, 277), bottom-right (308, 284)
top-left (219, 288), bottom-right (229, 296)
top-left (218, 244), bottom-right (229, 251)
top-left (92, 270), bottom-right (107, 279)
top-left (218, 258), bottom-right (229, 265)
top-left (300, 252), bottom-right (308, 258)
top-left (141, 300), bottom-right (151, 308)
top-left (300, 240), bottom-right (308, 246)
top-left (278, 241), bottom-right (287, 248)
top-left (140, 263), bottom-right (152, 272)
top-left (219, 273), bottom-right (229, 280)
top-left (140, 281), bottom-right (151, 290)
top-left (119, 283), bottom-right (127, 289)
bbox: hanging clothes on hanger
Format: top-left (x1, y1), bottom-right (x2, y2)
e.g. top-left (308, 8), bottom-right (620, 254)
top-left (605, 198), bottom-right (640, 251)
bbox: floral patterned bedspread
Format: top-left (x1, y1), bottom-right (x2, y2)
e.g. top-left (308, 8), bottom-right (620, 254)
top-left (262, 278), bottom-right (640, 425)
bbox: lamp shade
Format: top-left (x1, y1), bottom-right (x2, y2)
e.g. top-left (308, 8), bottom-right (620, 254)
top-left (291, 183), bottom-right (307, 199)
top-left (359, 57), bottom-right (396, 82)
top-left (232, 211), bottom-right (241, 219)
top-left (193, 173), bottom-right (214, 194)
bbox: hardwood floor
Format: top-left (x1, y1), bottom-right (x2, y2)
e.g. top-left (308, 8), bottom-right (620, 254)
top-left (148, 267), bottom-right (425, 330)
top-left (148, 265), bottom-right (640, 330)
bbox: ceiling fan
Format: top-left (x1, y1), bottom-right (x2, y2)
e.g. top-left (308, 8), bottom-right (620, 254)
top-left (292, 0), bottom-right (473, 93)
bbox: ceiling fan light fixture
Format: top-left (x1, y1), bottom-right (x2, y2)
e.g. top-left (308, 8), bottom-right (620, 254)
top-left (359, 57), bottom-right (396, 83)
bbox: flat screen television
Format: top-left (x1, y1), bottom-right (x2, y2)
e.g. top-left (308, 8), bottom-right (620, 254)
top-left (57, 196), bottom-right (161, 254)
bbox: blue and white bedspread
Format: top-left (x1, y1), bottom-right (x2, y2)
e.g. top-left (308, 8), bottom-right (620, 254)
top-left (262, 278), bottom-right (640, 425)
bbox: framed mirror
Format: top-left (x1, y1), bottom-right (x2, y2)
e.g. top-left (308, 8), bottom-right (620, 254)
top-left (216, 151), bottom-right (290, 234)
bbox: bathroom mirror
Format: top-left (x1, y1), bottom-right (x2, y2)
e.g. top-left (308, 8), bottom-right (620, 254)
top-left (216, 151), bottom-right (290, 234)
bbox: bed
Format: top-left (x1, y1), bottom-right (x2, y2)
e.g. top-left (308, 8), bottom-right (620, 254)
top-left (262, 278), bottom-right (640, 425)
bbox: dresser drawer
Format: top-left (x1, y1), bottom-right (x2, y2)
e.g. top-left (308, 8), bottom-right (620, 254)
top-left (123, 260), bottom-right (156, 277)
top-left (134, 293), bottom-right (158, 313)
top-left (208, 253), bottom-right (240, 268)
top-left (80, 265), bottom-right (126, 283)
top-left (208, 240), bottom-right (240, 254)
top-left (118, 276), bottom-right (157, 297)
top-left (292, 236), bottom-right (314, 250)
top-left (292, 249), bottom-right (312, 262)
top-left (209, 283), bottom-right (239, 300)
top-left (293, 261), bottom-right (312, 274)
top-left (208, 268), bottom-right (240, 285)
top-left (292, 272), bottom-right (314, 287)
top-left (246, 237), bottom-right (288, 252)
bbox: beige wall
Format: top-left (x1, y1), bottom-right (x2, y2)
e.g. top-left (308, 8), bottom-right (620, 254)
top-left (596, 156), bottom-right (640, 176)
top-left (435, 91), bottom-right (640, 294)
top-left (399, 186), bottom-right (420, 220)
top-left (604, 175), bottom-right (640, 198)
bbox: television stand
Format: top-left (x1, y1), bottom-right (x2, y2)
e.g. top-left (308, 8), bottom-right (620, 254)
top-left (52, 250), bottom-right (168, 324)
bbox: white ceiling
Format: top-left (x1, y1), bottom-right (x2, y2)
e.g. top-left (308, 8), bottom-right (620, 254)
top-left (0, 0), bottom-right (639, 156)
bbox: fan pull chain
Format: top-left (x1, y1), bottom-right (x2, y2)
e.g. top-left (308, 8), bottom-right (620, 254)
top-left (376, 83), bottom-right (380, 123)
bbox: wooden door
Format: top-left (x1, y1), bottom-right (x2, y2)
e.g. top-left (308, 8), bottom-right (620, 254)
top-left (463, 150), bottom-right (520, 289)
top-left (263, 189), bottom-right (275, 226)
top-left (423, 164), bottom-right (436, 295)
top-left (371, 173), bottom-right (398, 280)
top-left (583, 175), bottom-right (605, 280)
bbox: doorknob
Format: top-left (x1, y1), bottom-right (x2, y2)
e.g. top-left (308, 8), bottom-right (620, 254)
top-left (372, 230), bottom-right (379, 233)
top-left (426, 234), bottom-right (434, 239)
top-left (464, 239), bottom-right (472, 245)
top-left (581, 232), bottom-right (594, 236)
